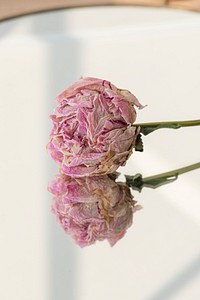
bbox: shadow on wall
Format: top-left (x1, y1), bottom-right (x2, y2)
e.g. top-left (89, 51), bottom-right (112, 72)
top-left (28, 9), bottom-right (200, 300)
top-left (146, 253), bottom-right (200, 300)
top-left (31, 11), bottom-right (81, 300)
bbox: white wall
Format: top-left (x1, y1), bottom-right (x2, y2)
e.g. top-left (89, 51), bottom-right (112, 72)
top-left (0, 6), bottom-right (200, 300)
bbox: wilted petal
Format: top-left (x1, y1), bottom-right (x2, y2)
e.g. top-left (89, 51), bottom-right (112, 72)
top-left (47, 77), bottom-right (144, 177)
top-left (49, 174), bottom-right (141, 247)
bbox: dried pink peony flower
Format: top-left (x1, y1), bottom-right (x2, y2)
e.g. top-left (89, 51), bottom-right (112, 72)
top-left (47, 77), bottom-right (143, 177)
top-left (49, 173), bottom-right (141, 247)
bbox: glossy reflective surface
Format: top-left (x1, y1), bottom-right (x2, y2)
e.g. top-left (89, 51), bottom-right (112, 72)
top-left (0, 6), bottom-right (200, 300)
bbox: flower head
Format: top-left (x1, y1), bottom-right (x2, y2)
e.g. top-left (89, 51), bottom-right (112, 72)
top-left (49, 173), bottom-right (141, 247)
top-left (47, 77), bottom-right (143, 177)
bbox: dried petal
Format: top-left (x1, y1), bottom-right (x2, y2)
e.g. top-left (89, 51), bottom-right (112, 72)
top-left (49, 173), bottom-right (141, 247)
top-left (47, 77), bottom-right (143, 177)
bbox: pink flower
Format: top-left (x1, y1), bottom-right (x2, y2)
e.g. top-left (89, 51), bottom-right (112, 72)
top-left (47, 77), bottom-right (143, 177)
top-left (49, 173), bottom-right (141, 247)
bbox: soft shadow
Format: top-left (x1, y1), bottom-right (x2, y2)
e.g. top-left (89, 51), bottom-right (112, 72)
top-left (0, 18), bottom-right (18, 37)
top-left (146, 253), bottom-right (200, 300)
top-left (32, 10), bottom-right (81, 300)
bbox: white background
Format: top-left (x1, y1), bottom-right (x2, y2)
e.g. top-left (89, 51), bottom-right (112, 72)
top-left (0, 6), bottom-right (200, 300)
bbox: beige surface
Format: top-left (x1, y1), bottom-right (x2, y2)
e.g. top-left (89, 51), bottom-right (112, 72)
top-left (0, 0), bottom-right (200, 21)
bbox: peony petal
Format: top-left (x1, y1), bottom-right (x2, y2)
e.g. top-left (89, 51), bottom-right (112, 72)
top-left (50, 174), bottom-right (141, 247)
top-left (47, 77), bottom-right (144, 177)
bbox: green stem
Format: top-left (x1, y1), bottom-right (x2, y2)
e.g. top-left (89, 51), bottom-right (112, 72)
top-left (135, 119), bottom-right (200, 128)
top-left (134, 119), bottom-right (200, 136)
top-left (143, 162), bottom-right (200, 183)
top-left (125, 162), bottom-right (200, 192)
